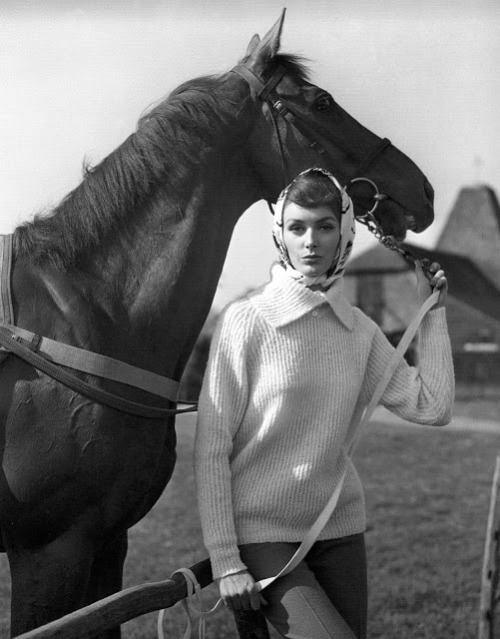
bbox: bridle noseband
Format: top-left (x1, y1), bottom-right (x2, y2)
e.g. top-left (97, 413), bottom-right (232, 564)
top-left (231, 63), bottom-right (417, 265)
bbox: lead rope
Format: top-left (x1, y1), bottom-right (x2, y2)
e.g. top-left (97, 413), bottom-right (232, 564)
top-left (255, 289), bottom-right (440, 593)
top-left (161, 288), bottom-right (439, 638)
top-left (157, 568), bottom-right (223, 639)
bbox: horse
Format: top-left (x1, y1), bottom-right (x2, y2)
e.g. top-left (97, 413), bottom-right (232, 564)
top-left (0, 11), bottom-right (434, 637)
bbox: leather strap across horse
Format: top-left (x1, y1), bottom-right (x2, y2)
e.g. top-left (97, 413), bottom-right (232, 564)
top-left (0, 234), bottom-right (195, 419)
top-left (0, 322), bottom-right (189, 419)
top-left (0, 234), bottom-right (14, 365)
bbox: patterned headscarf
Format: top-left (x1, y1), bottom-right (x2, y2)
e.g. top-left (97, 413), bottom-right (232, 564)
top-left (272, 168), bottom-right (356, 288)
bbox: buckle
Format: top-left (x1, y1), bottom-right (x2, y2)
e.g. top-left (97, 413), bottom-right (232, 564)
top-left (12, 332), bottom-right (42, 352)
top-left (272, 100), bottom-right (289, 116)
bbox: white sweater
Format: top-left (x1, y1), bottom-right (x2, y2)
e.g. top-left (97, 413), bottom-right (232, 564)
top-left (195, 265), bottom-right (454, 579)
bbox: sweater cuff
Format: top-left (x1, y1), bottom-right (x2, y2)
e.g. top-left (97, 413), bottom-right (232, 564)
top-left (208, 545), bottom-right (248, 581)
top-left (420, 305), bottom-right (447, 336)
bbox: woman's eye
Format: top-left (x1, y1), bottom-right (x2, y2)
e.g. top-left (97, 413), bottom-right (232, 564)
top-left (316, 96), bottom-right (332, 111)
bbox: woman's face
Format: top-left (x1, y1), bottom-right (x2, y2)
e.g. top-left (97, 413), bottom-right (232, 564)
top-left (282, 202), bottom-right (341, 278)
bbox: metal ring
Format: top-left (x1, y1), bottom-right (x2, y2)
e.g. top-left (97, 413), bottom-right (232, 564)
top-left (347, 177), bottom-right (388, 219)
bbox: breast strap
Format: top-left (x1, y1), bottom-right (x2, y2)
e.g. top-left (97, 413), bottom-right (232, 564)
top-left (0, 233), bottom-right (197, 419)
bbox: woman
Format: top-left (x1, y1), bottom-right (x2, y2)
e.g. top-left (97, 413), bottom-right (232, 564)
top-left (194, 168), bottom-right (454, 638)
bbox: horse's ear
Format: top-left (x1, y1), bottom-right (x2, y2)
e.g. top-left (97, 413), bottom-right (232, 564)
top-left (245, 33), bottom-right (261, 57)
top-left (250, 9), bottom-right (286, 64)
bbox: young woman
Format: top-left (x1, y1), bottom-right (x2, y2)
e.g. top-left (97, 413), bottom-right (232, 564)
top-left (194, 168), bottom-right (454, 639)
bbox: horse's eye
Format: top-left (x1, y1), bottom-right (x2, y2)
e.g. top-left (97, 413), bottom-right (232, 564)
top-left (316, 96), bottom-right (332, 111)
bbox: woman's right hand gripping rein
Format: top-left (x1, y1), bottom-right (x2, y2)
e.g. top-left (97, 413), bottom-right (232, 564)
top-left (217, 569), bottom-right (264, 612)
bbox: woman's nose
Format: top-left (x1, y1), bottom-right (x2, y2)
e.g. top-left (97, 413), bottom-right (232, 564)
top-left (305, 231), bottom-right (317, 248)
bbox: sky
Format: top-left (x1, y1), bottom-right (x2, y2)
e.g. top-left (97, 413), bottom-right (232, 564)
top-left (1, 0), bottom-right (499, 310)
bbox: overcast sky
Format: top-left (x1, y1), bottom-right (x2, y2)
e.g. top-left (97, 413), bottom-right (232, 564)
top-left (1, 0), bottom-right (498, 308)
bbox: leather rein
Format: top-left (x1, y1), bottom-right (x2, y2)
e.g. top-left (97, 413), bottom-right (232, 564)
top-left (0, 234), bottom-right (191, 420)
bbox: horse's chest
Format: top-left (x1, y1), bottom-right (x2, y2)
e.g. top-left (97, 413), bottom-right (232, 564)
top-left (0, 372), bottom-right (173, 520)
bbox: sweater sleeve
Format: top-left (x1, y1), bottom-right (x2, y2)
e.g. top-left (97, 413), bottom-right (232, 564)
top-left (362, 307), bottom-right (455, 425)
top-left (194, 302), bottom-right (251, 580)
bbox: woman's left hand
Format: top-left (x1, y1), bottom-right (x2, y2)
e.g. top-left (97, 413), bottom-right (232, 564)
top-left (415, 260), bottom-right (448, 308)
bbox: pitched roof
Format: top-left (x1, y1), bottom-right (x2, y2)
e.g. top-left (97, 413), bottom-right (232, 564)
top-left (437, 185), bottom-right (500, 285)
top-left (346, 242), bottom-right (500, 322)
top-left (346, 244), bottom-right (408, 274)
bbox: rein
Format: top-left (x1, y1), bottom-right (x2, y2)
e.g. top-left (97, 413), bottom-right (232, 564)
top-left (0, 322), bottom-right (189, 419)
top-left (0, 235), bottom-right (196, 419)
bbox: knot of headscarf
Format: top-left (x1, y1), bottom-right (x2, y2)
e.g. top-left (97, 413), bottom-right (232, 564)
top-left (272, 168), bottom-right (356, 289)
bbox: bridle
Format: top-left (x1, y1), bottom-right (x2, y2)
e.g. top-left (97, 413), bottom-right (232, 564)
top-left (231, 63), bottom-right (417, 265)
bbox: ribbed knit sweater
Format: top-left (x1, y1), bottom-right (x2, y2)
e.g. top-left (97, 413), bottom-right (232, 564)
top-left (195, 265), bottom-right (455, 579)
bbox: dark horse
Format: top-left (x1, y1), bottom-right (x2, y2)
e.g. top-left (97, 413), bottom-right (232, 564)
top-left (0, 12), bottom-right (434, 637)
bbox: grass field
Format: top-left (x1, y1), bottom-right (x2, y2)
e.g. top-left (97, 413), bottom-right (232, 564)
top-left (0, 399), bottom-right (499, 638)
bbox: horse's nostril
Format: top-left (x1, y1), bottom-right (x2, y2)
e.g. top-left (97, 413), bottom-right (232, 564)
top-left (424, 179), bottom-right (434, 205)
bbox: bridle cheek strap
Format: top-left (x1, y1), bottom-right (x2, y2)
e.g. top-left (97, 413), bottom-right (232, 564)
top-left (231, 64), bottom-right (391, 194)
top-left (232, 64), bottom-right (285, 100)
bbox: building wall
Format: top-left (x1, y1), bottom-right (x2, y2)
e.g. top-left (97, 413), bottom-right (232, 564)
top-left (444, 296), bottom-right (500, 351)
top-left (345, 271), bottom-right (500, 386)
top-left (345, 270), bottom-right (419, 333)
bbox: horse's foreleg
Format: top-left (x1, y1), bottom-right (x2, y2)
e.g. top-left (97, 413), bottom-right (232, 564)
top-left (84, 531), bottom-right (128, 639)
top-left (6, 528), bottom-right (94, 637)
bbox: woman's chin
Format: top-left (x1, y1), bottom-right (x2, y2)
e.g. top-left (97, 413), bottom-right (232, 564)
top-left (297, 265), bottom-right (328, 279)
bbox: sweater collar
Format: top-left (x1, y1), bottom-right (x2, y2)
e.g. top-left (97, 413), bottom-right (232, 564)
top-left (250, 264), bottom-right (354, 330)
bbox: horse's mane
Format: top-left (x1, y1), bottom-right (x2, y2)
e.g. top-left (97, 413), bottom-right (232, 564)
top-left (13, 54), bottom-right (309, 269)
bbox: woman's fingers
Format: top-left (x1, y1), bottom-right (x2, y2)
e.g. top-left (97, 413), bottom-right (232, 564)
top-left (219, 570), bottom-right (262, 611)
top-left (414, 259), bottom-right (448, 307)
top-left (250, 589), bottom-right (265, 611)
top-left (434, 274), bottom-right (447, 288)
top-left (225, 589), bottom-right (262, 611)
top-left (418, 260), bottom-right (446, 287)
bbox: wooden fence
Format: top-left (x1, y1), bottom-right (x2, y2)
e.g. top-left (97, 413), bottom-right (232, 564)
top-left (14, 558), bottom-right (270, 639)
top-left (479, 456), bottom-right (500, 639)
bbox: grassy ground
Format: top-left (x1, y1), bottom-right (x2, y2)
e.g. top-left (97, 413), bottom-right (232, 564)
top-left (0, 400), bottom-right (499, 638)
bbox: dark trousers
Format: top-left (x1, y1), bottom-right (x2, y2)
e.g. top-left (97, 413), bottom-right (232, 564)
top-left (239, 534), bottom-right (367, 639)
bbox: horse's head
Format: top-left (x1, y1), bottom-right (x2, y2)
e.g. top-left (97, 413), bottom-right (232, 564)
top-left (233, 10), bottom-right (434, 241)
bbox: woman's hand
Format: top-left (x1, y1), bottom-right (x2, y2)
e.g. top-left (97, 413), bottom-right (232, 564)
top-left (415, 259), bottom-right (448, 308)
top-left (217, 569), bottom-right (263, 611)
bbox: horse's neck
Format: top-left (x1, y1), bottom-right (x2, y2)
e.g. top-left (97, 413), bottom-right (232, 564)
top-left (85, 162), bottom-right (258, 375)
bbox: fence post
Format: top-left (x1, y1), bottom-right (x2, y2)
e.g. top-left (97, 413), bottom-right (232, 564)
top-left (479, 456), bottom-right (500, 639)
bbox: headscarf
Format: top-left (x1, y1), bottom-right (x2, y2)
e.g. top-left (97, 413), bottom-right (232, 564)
top-left (272, 168), bottom-right (356, 289)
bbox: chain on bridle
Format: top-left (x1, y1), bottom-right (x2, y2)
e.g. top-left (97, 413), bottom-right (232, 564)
top-left (346, 178), bottom-right (417, 265)
top-left (231, 63), bottom-right (419, 266)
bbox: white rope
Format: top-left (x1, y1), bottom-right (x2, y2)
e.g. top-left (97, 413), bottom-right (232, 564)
top-left (157, 568), bottom-right (223, 639)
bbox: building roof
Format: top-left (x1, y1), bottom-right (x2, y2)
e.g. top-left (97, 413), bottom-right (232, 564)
top-left (346, 242), bottom-right (500, 322)
top-left (437, 185), bottom-right (500, 285)
top-left (346, 244), bottom-right (408, 274)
